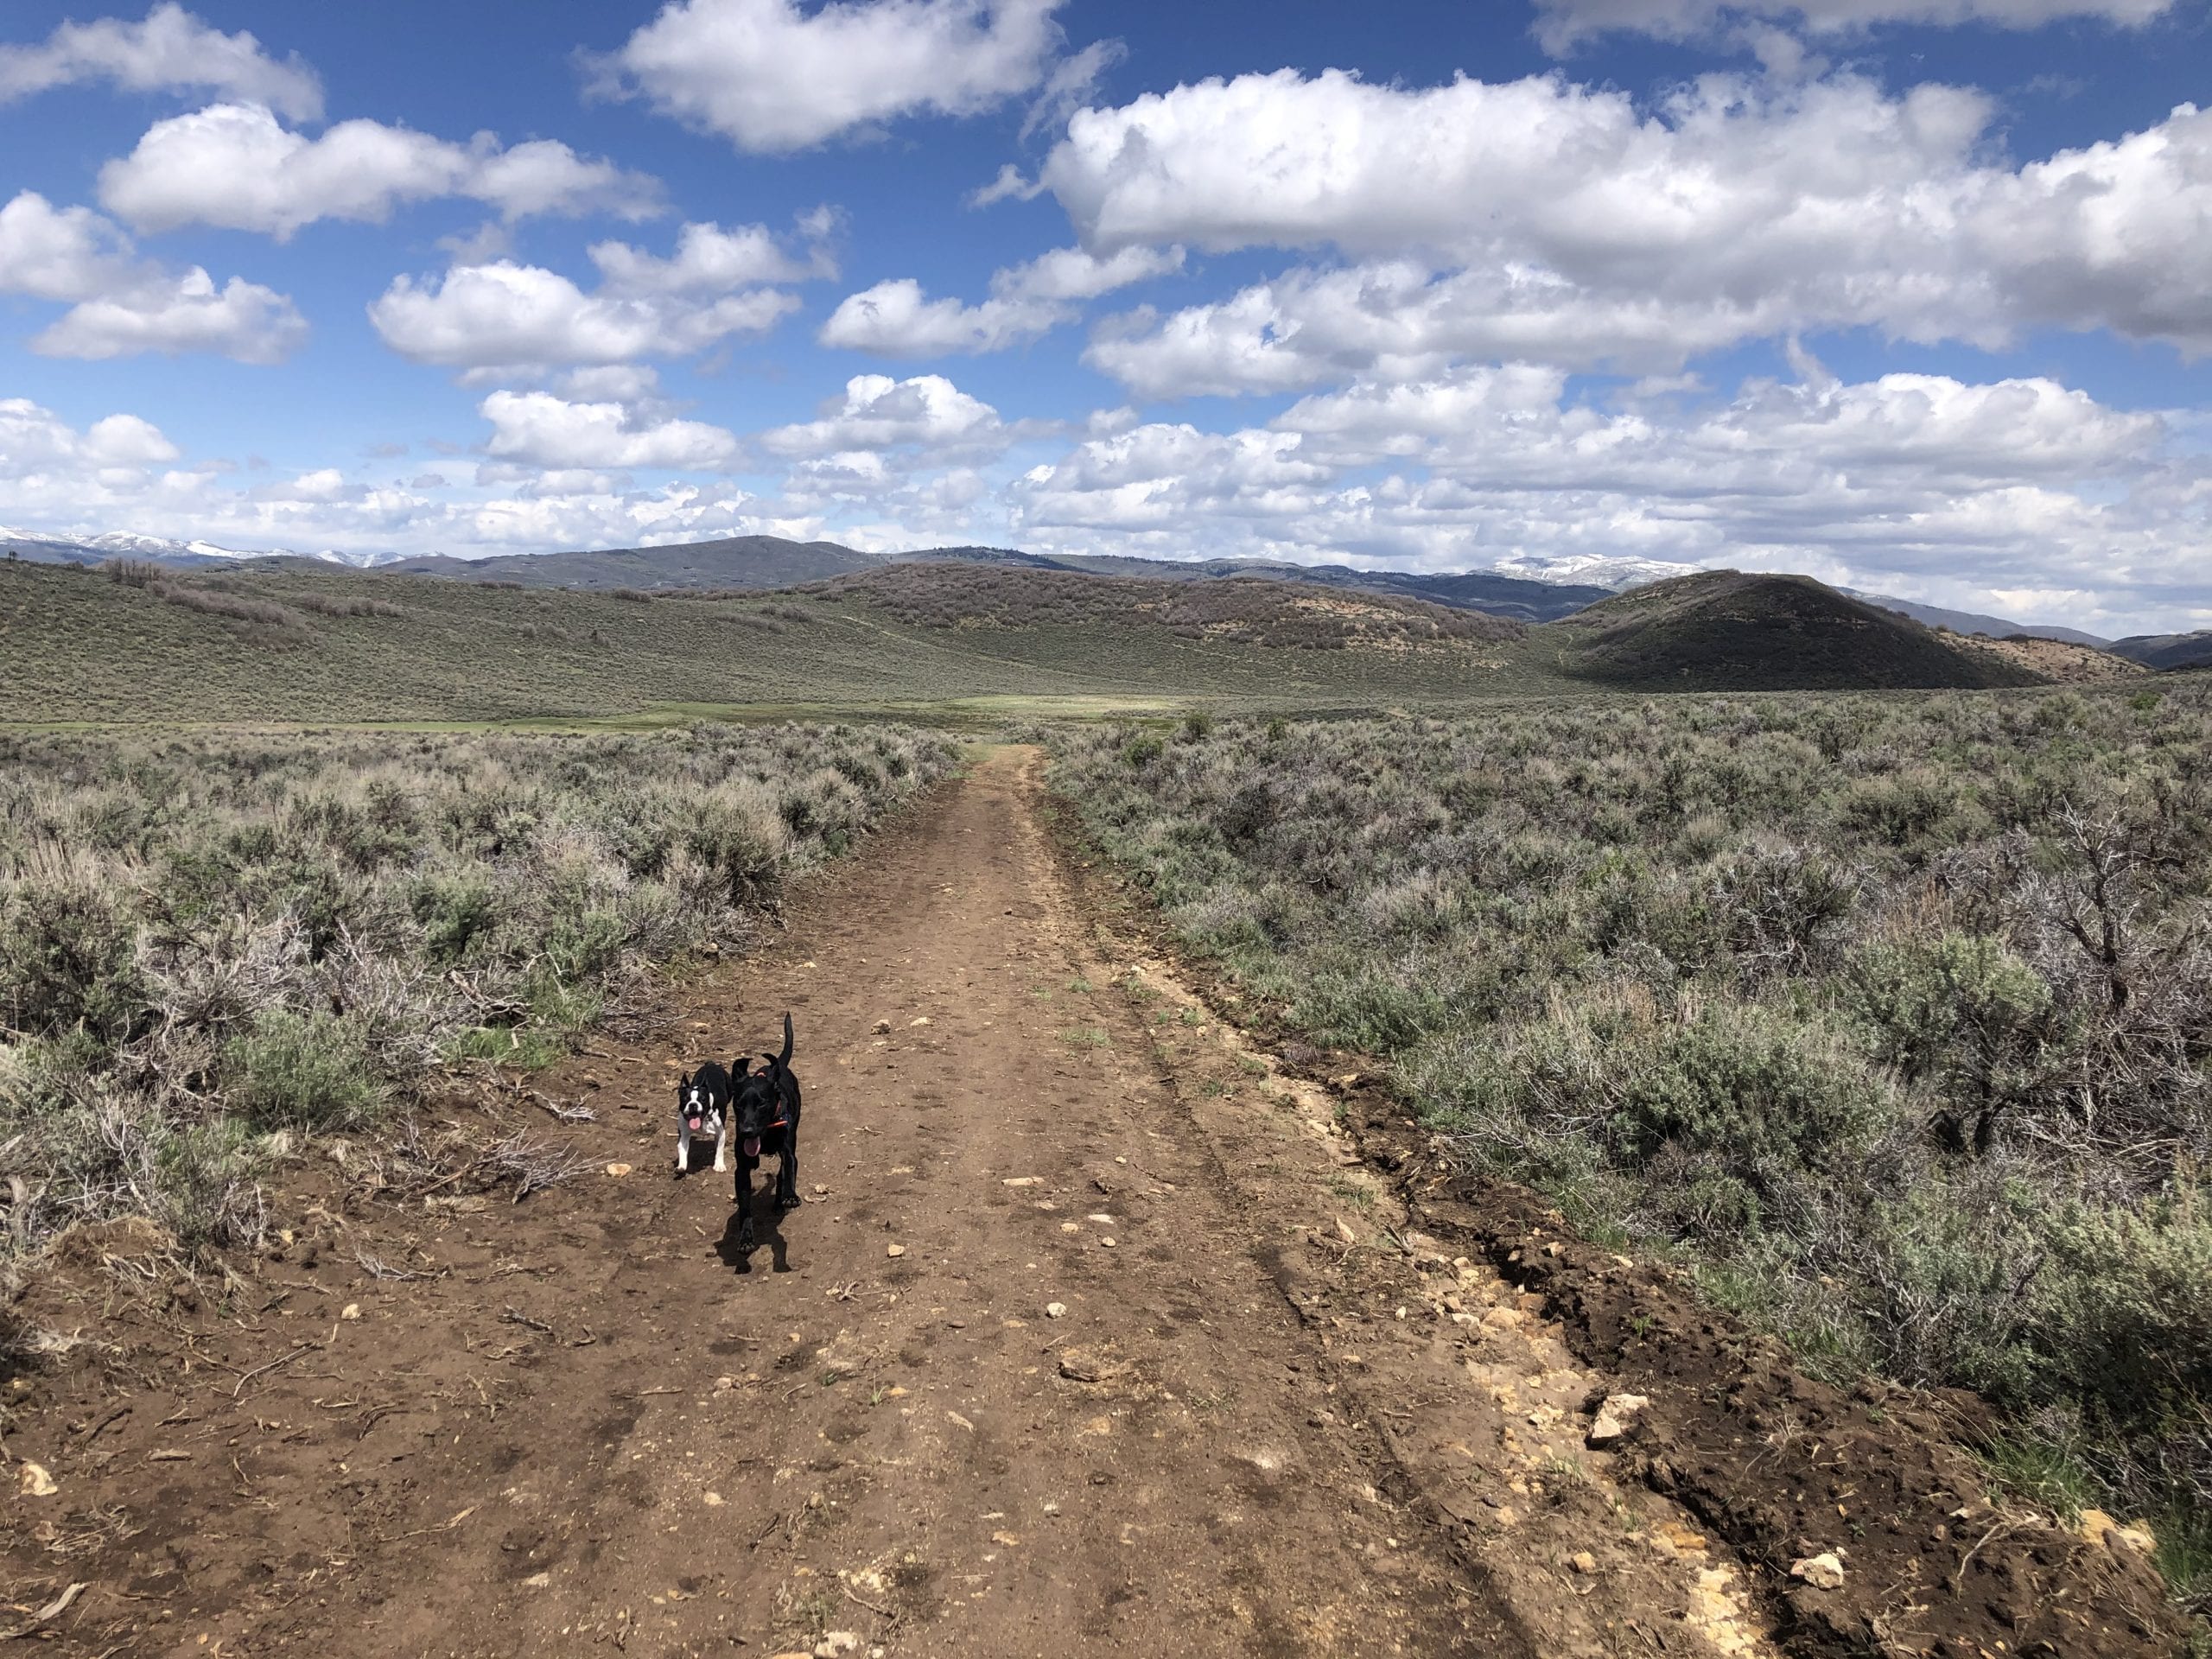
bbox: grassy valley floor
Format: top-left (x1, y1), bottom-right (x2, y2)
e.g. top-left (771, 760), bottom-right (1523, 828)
top-left (1, 559), bottom-right (1567, 727)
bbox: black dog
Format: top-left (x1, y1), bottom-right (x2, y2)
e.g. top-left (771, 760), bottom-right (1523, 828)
top-left (729, 1014), bottom-right (802, 1249)
top-left (674, 1061), bottom-right (732, 1174)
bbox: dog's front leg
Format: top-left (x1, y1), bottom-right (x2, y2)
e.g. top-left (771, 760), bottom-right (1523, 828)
top-left (712, 1117), bottom-right (728, 1174)
top-left (776, 1136), bottom-right (801, 1210)
top-left (675, 1125), bottom-right (690, 1173)
top-left (734, 1166), bottom-right (755, 1249)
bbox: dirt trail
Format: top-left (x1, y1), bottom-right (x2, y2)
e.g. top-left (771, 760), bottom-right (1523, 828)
top-left (1, 749), bottom-right (2174, 1657)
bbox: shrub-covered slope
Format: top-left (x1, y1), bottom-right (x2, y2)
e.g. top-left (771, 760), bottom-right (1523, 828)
top-left (0, 558), bottom-right (1544, 724)
top-left (378, 533), bottom-right (880, 589)
top-left (0, 722), bottom-right (958, 1252)
top-left (2112, 630), bottom-right (2212, 671)
top-left (1053, 683), bottom-right (2212, 1602)
top-left (1538, 569), bottom-right (2044, 690)
top-left (364, 533), bottom-right (1611, 621)
top-left (802, 561), bottom-right (1524, 650)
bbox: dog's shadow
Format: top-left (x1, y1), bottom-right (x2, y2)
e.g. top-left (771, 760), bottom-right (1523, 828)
top-left (714, 1205), bottom-right (792, 1274)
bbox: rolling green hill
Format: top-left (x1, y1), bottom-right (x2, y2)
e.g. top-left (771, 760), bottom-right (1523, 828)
top-left (4, 558), bottom-right (2089, 728)
top-left (1532, 569), bottom-right (2044, 691)
top-left (344, 533), bottom-right (1613, 620)
top-left (373, 534), bottom-right (881, 590)
top-left (0, 557), bottom-right (1551, 727)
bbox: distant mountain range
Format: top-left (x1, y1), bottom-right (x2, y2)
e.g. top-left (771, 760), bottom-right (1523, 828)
top-left (1844, 591), bottom-right (2209, 671)
top-left (7, 522), bottom-right (2204, 664)
top-left (370, 536), bottom-right (1614, 622)
top-left (2, 524), bottom-right (270, 568)
top-left (0, 524), bottom-right (404, 569)
top-left (374, 535), bottom-right (881, 590)
top-left (1845, 591), bottom-right (2110, 647)
top-left (1491, 553), bottom-right (1706, 590)
top-left (0, 524), bottom-right (1646, 619)
top-left (2107, 631), bottom-right (2212, 671)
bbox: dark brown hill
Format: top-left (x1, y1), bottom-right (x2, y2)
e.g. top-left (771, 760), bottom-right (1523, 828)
top-left (1535, 569), bottom-right (2044, 690)
top-left (2110, 629), bottom-right (2212, 671)
top-left (380, 536), bottom-right (1607, 620)
top-left (798, 560), bottom-right (1525, 650)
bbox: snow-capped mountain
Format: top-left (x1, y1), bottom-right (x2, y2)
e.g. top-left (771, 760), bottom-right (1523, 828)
top-left (1489, 553), bottom-right (1703, 590)
top-left (83, 531), bottom-right (279, 561)
top-left (295, 546), bottom-right (415, 568)
top-left (0, 524), bottom-right (410, 569)
top-left (1, 524), bottom-right (269, 564)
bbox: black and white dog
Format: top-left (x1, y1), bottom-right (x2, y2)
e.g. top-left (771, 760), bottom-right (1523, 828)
top-left (674, 1062), bottom-right (732, 1174)
top-left (729, 1013), bottom-right (803, 1249)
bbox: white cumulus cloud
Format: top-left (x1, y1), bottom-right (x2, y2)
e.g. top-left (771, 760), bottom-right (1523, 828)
top-left (762, 372), bottom-right (1007, 457)
top-left (0, 191), bottom-right (134, 301)
top-left (0, 399), bottom-right (181, 477)
top-left (821, 245), bottom-right (1180, 356)
top-left (595, 0), bottom-right (1070, 153)
top-left (0, 188), bottom-right (305, 363)
top-left (1002, 360), bottom-right (2205, 632)
top-left (1041, 69), bottom-right (2212, 391)
top-left (479, 391), bottom-right (741, 472)
top-left (0, 398), bottom-right (194, 529)
top-left (588, 219), bottom-right (834, 294)
top-left (98, 101), bottom-right (662, 239)
top-left (369, 225), bottom-right (818, 375)
top-left (33, 266), bottom-right (307, 364)
top-left (0, 3), bottom-right (322, 119)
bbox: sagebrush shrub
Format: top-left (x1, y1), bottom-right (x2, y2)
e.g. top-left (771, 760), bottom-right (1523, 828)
top-left (0, 876), bottom-right (144, 1042)
top-left (410, 870), bottom-right (502, 966)
top-left (0, 721), bottom-right (958, 1259)
top-left (1050, 681), bottom-right (2212, 1570)
top-left (688, 788), bottom-right (789, 902)
top-left (1846, 932), bottom-right (2056, 1150)
top-left (224, 1010), bottom-right (384, 1131)
top-left (148, 1117), bottom-right (270, 1251)
top-left (2037, 1186), bottom-right (2212, 1423)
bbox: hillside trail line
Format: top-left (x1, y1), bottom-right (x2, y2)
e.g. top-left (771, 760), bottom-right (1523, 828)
top-left (4, 747), bottom-right (1783, 1658)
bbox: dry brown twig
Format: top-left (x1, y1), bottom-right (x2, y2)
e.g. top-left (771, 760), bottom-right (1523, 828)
top-left (231, 1341), bottom-right (321, 1399)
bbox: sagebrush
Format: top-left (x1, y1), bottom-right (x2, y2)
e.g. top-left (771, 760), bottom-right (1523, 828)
top-left (0, 721), bottom-right (957, 1255)
top-left (1053, 683), bottom-right (2212, 1597)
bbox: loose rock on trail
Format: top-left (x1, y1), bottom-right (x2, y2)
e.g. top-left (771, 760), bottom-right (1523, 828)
top-left (1, 749), bottom-right (2181, 1656)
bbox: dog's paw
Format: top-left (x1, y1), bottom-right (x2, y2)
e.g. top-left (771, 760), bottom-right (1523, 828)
top-left (776, 1192), bottom-right (802, 1211)
top-left (713, 1156), bottom-right (728, 1173)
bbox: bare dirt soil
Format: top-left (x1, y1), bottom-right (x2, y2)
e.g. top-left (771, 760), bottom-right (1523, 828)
top-left (3, 749), bottom-right (2183, 1657)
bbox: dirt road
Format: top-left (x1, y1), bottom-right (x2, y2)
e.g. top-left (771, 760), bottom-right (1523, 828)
top-left (3, 749), bottom-right (2178, 1657)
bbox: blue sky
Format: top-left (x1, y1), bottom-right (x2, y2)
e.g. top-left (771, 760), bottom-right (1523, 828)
top-left (0, 0), bottom-right (2205, 632)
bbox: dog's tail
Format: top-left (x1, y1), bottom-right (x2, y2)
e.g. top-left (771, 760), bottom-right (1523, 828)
top-left (774, 1011), bottom-right (794, 1069)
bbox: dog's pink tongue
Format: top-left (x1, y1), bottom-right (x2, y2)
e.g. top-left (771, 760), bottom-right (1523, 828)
top-left (742, 1136), bottom-right (762, 1159)
top-left (688, 1116), bottom-right (702, 1130)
